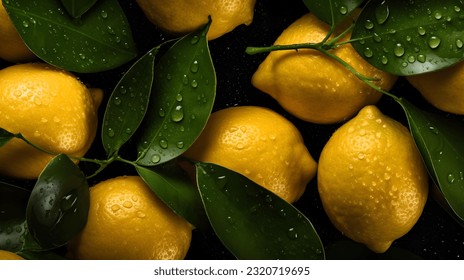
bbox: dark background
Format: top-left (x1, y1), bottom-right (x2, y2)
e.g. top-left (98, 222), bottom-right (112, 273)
top-left (2, 0), bottom-right (463, 259)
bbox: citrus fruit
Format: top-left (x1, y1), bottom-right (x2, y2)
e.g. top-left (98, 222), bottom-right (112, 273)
top-left (0, 250), bottom-right (24, 260)
top-left (406, 61), bottom-right (464, 115)
top-left (0, 63), bottom-right (103, 179)
top-left (317, 105), bottom-right (428, 253)
top-left (251, 12), bottom-right (398, 124)
top-left (0, 0), bottom-right (36, 62)
top-left (68, 176), bottom-right (192, 260)
top-left (183, 106), bottom-right (317, 203)
top-left (134, 0), bottom-right (257, 40)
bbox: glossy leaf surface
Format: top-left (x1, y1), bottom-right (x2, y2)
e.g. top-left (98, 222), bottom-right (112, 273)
top-left (26, 154), bottom-right (89, 249)
top-left (196, 162), bottom-right (325, 260)
top-left (102, 47), bottom-right (157, 157)
top-left (302, 0), bottom-right (364, 26)
top-left (352, 0), bottom-right (464, 75)
top-left (3, 0), bottom-right (137, 73)
top-left (136, 21), bottom-right (216, 166)
top-left (0, 128), bottom-right (14, 148)
top-left (0, 182), bottom-right (30, 253)
top-left (60, 0), bottom-right (98, 18)
top-left (398, 98), bottom-right (464, 221)
top-left (136, 162), bottom-right (209, 230)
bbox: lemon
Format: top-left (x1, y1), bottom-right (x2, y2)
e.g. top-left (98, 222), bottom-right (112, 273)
top-left (251, 12), bottom-right (397, 124)
top-left (0, 63), bottom-right (103, 179)
top-left (0, 0), bottom-right (36, 62)
top-left (67, 176), bottom-right (192, 260)
top-left (183, 106), bottom-right (317, 203)
top-left (406, 61), bottom-right (464, 115)
top-left (317, 105), bottom-right (428, 253)
top-left (134, 0), bottom-right (257, 40)
top-left (0, 250), bottom-right (24, 260)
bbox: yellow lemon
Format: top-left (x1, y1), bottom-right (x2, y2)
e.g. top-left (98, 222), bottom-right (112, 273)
top-left (134, 0), bottom-right (257, 40)
top-left (67, 176), bottom-right (193, 260)
top-left (0, 0), bottom-right (36, 62)
top-left (251, 12), bottom-right (397, 124)
top-left (0, 250), bottom-right (24, 260)
top-left (0, 63), bottom-right (103, 179)
top-left (183, 106), bottom-right (317, 203)
top-left (317, 105), bottom-right (428, 253)
top-left (406, 61), bottom-right (464, 115)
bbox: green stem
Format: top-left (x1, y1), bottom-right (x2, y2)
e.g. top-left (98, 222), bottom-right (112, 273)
top-left (245, 42), bottom-right (323, 55)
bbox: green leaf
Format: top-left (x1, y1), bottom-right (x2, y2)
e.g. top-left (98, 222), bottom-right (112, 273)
top-left (302, 0), bottom-right (364, 26)
top-left (136, 20), bottom-right (216, 166)
top-left (3, 0), bottom-right (137, 73)
top-left (60, 0), bottom-right (98, 18)
top-left (26, 154), bottom-right (89, 249)
top-left (102, 47), bottom-right (158, 157)
top-left (0, 128), bottom-right (15, 148)
top-left (0, 182), bottom-right (30, 253)
top-left (196, 162), bottom-right (325, 260)
top-left (136, 161), bottom-right (209, 230)
top-left (352, 0), bottom-right (464, 75)
top-left (397, 98), bottom-right (464, 221)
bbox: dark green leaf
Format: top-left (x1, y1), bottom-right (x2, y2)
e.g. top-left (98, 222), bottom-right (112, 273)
top-left (3, 0), bottom-right (137, 73)
top-left (196, 162), bottom-right (325, 260)
top-left (102, 47), bottom-right (158, 157)
top-left (0, 128), bottom-right (15, 148)
top-left (136, 161), bottom-right (209, 230)
top-left (352, 0), bottom-right (464, 75)
top-left (397, 98), bottom-right (464, 221)
top-left (26, 154), bottom-right (89, 249)
top-left (325, 240), bottom-right (422, 260)
top-left (136, 20), bottom-right (216, 166)
top-left (18, 250), bottom-right (67, 260)
top-left (0, 182), bottom-right (30, 253)
top-left (302, 0), bottom-right (364, 26)
top-left (60, 0), bottom-right (98, 18)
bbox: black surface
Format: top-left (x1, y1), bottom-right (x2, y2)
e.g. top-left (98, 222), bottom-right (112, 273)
top-left (2, 0), bottom-right (463, 260)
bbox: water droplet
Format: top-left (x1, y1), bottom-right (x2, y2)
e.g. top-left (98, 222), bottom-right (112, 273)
top-left (107, 25), bottom-right (116, 35)
top-left (287, 228), bottom-right (298, 240)
top-left (358, 153), bottom-right (366, 160)
top-left (22, 21), bottom-right (29, 28)
top-left (364, 47), bottom-right (373, 58)
top-left (191, 79), bottom-right (198, 88)
top-left (190, 35), bottom-right (200, 44)
top-left (171, 105), bottom-right (184, 122)
top-left (408, 55), bottom-right (416, 63)
top-left (417, 26), bottom-right (426, 35)
top-left (182, 74), bottom-right (189, 85)
top-left (158, 108), bottom-right (166, 118)
top-left (448, 173), bottom-right (456, 184)
top-left (151, 154), bottom-right (161, 163)
top-left (176, 141), bottom-right (184, 149)
top-left (417, 54), bottom-right (427, 63)
top-left (123, 201), bottom-right (133, 208)
top-left (107, 128), bottom-right (115, 137)
top-left (100, 10), bottom-right (108, 19)
top-left (176, 93), bottom-right (183, 102)
top-left (190, 60), bottom-right (199, 73)
top-left (159, 139), bottom-right (168, 149)
top-left (434, 11), bottom-right (442, 20)
top-left (454, 6), bottom-right (461, 12)
top-left (456, 39), bottom-right (463, 49)
top-left (61, 191), bottom-right (77, 211)
top-left (364, 20), bottom-right (374, 30)
top-left (375, 1), bottom-right (390, 24)
top-left (113, 96), bottom-right (121, 106)
top-left (125, 128), bottom-right (132, 134)
top-left (394, 43), bottom-right (405, 57)
top-left (166, 73), bottom-right (172, 80)
top-left (373, 33), bottom-right (382, 43)
top-left (339, 5), bottom-right (348, 15)
top-left (428, 36), bottom-right (441, 49)
top-left (380, 55), bottom-right (388, 65)
top-left (136, 211), bottom-right (146, 218)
